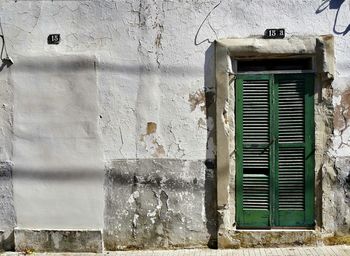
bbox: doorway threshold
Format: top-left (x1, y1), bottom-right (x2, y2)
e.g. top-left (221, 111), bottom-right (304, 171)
top-left (236, 228), bottom-right (315, 232)
top-left (230, 229), bottom-right (318, 248)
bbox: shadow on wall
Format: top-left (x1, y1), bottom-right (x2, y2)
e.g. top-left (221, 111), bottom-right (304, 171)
top-left (13, 59), bottom-right (202, 76)
top-left (0, 58), bottom-right (13, 72)
top-left (316, 0), bottom-right (350, 35)
top-left (0, 21), bottom-right (14, 72)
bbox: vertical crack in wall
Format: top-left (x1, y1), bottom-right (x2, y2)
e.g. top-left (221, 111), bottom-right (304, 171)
top-left (159, 190), bottom-right (169, 246)
top-left (131, 174), bottom-right (141, 239)
top-left (138, 0), bottom-right (144, 27)
top-left (166, 122), bottom-right (185, 158)
top-left (133, 0), bottom-right (165, 158)
top-left (151, 188), bottom-right (169, 246)
top-left (153, 0), bottom-right (165, 68)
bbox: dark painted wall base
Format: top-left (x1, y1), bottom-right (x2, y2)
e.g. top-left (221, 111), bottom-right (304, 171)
top-left (14, 229), bottom-right (103, 253)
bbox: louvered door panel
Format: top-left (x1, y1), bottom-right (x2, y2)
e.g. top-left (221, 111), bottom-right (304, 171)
top-left (279, 80), bottom-right (304, 143)
top-left (236, 75), bottom-right (271, 228)
top-left (243, 148), bottom-right (269, 169)
top-left (278, 148), bottom-right (305, 210)
top-left (275, 74), bottom-right (314, 227)
top-left (243, 148), bottom-right (269, 210)
top-left (243, 173), bottom-right (269, 209)
top-left (242, 79), bottom-right (270, 217)
top-left (278, 78), bottom-right (305, 213)
top-left (243, 80), bottom-right (269, 144)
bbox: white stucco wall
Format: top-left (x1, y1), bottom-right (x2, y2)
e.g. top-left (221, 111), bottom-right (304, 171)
top-left (0, 0), bottom-right (349, 234)
top-left (12, 54), bottom-right (104, 229)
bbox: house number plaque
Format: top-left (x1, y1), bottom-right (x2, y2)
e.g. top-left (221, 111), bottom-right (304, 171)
top-left (264, 29), bottom-right (285, 39)
top-left (48, 34), bottom-right (60, 44)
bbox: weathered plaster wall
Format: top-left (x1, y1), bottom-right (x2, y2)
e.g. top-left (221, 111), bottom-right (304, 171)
top-left (104, 159), bottom-right (216, 250)
top-left (0, 162), bottom-right (15, 251)
top-left (0, 0), bottom-right (348, 250)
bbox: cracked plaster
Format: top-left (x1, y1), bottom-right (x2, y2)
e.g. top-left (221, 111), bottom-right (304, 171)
top-left (0, 0), bottom-right (349, 251)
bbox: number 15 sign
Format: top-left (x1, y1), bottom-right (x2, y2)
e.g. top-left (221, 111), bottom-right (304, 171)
top-left (264, 29), bottom-right (285, 39)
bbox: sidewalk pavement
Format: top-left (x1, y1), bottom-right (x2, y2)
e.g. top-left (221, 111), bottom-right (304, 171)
top-left (1, 245), bottom-right (350, 256)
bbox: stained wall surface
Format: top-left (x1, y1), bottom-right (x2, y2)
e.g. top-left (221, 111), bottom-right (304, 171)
top-left (0, 0), bottom-right (349, 250)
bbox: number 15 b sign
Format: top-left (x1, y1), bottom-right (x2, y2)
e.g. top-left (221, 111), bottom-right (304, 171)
top-left (264, 29), bottom-right (285, 39)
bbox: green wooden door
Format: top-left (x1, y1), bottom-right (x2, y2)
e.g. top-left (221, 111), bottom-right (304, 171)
top-left (236, 73), bottom-right (314, 228)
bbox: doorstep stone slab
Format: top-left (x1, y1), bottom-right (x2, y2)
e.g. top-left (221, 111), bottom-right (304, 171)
top-left (230, 230), bottom-right (318, 248)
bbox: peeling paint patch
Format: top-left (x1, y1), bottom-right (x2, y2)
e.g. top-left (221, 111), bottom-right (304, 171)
top-left (127, 191), bottom-right (140, 204)
top-left (334, 105), bottom-right (346, 131)
top-left (140, 122), bottom-right (165, 157)
top-left (341, 90), bottom-right (350, 108)
top-left (334, 89), bottom-right (350, 152)
top-left (146, 122), bottom-right (157, 135)
top-left (334, 89), bottom-right (350, 131)
top-left (189, 89), bottom-right (206, 112)
top-left (155, 31), bottom-right (162, 48)
top-left (198, 117), bottom-right (206, 129)
top-left (153, 140), bottom-right (165, 157)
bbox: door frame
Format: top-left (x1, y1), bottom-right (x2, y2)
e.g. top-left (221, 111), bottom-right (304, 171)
top-left (214, 36), bottom-right (335, 247)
